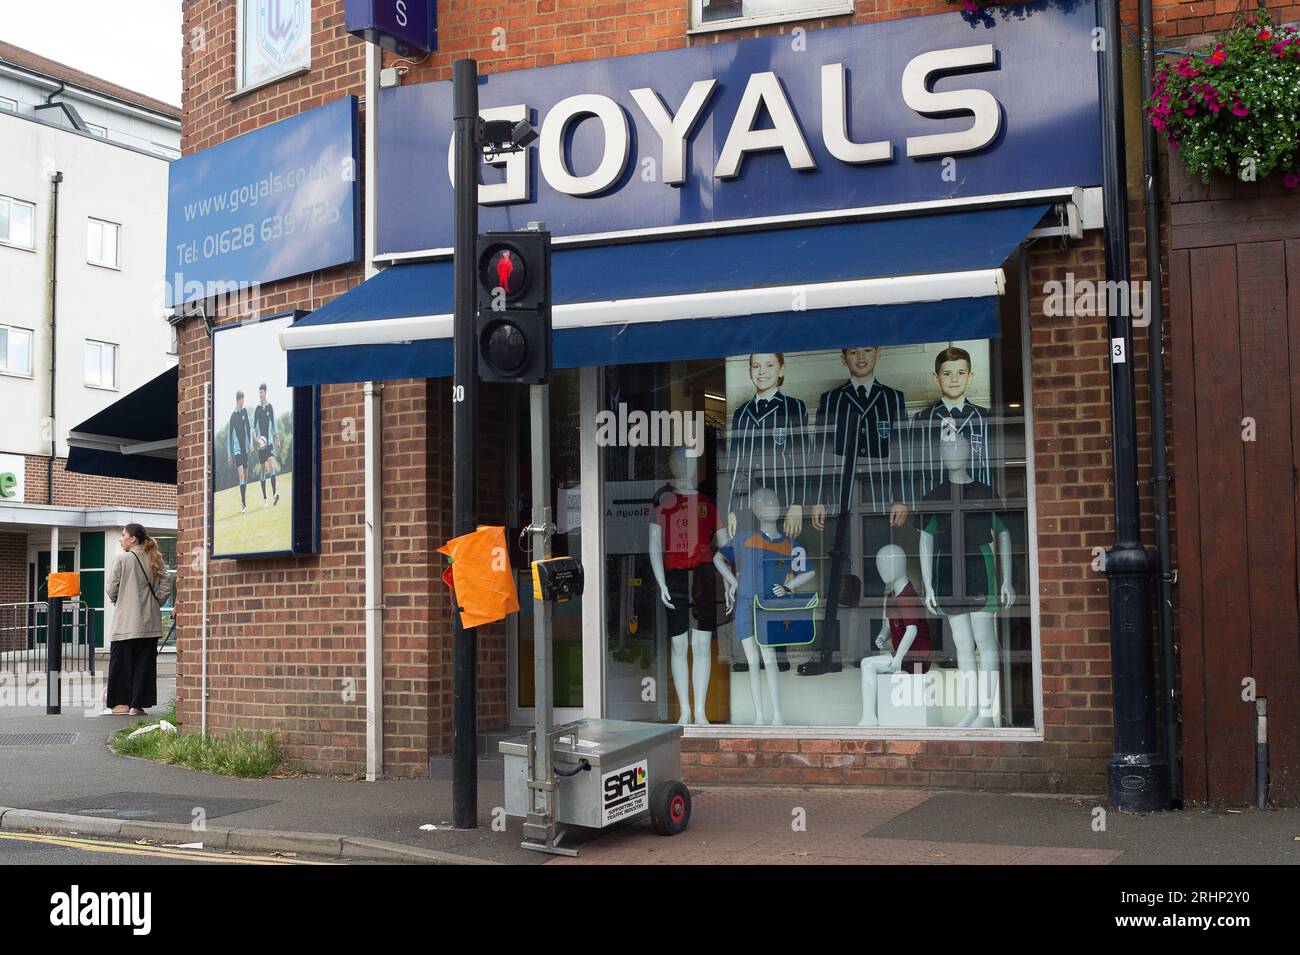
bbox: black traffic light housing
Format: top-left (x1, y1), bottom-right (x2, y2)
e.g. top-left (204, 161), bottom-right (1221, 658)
top-left (476, 229), bottom-right (552, 384)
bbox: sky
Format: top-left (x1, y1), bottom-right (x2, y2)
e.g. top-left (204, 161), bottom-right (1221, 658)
top-left (0, 0), bottom-right (183, 106)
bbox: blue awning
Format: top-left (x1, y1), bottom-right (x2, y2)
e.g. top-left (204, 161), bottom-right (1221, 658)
top-left (285, 203), bottom-right (1048, 386)
top-left (66, 366), bottom-right (178, 485)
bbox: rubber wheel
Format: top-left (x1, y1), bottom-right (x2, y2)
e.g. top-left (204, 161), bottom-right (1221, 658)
top-left (650, 780), bottom-right (691, 836)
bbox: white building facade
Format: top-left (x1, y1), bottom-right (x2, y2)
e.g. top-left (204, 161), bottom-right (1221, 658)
top-left (0, 42), bottom-right (179, 653)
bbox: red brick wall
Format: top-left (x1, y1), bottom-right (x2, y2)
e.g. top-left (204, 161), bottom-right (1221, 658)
top-left (175, 0), bottom-right (1187, 787)
top-left (0, 532), bottom-right (27, 651)
top-left (19, 455), bottom-right (176, 512)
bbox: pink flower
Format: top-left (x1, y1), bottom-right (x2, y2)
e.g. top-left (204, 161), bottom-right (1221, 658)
top-left (1284, 173), bottom-right (1300, 190)
top-left (1231, 99), bottom-right (1249, 117)
top-left (1183, 106), bottom-right (1197, 116)
top-left (1272, 42), bottom-right (1286, 55)
top-left (1152, 115), bottom-right (1167, 131)
top-left (962, 0), bottom-right (979, 11)
top-left (1168, 137), bottom-right (1178, 151)
top-left (1175, 57), bottom-right (1200, 78)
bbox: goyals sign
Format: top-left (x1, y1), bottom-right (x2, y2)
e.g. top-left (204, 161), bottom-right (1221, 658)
top-left (376, 0), bottom-right (1102, 256)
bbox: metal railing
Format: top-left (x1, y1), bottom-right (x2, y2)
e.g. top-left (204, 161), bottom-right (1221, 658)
top-left (0, 601), bottom-right (98, 674)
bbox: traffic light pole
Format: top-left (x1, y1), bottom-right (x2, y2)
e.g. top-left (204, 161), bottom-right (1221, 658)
top-left (451, 58), bottom-right (480, 830)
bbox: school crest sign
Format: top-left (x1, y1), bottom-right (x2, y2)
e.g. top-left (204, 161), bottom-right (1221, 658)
top-left (257, 0), bottom-right (307, 68)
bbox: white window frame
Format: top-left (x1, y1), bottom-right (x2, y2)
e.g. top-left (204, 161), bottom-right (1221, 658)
top-left (84, 339), bottom-right (119, 391)
top-left (234, 0), bottom-right (313, 96)
top-left (688, 0), bottom-right (855, 33)
top-left (85, 123), bottom-right (108, 138)
top-left (0, 323), bottom-right (34, 378)
top-left (0, 96), bottom-right (17, 113)
top-left (0, 194), bottom-right (36, 250)
top-left (86, 217), bottom-right (121, 269)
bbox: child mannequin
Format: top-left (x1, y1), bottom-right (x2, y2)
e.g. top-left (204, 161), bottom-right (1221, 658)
top-left (649, 448), bottom-right (726, 725)
top-left (917, 433), bottom-right (1015, 727)
top-left (858, 544), bottom-right (932, 727)
top-left (714, 487), bottom-right (814, 725)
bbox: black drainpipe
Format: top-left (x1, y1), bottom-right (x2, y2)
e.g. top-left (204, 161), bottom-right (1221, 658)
top-left (48, 171), bottom-right (62, 504)
top-left (1138, 0), bottom-right (1181, 808)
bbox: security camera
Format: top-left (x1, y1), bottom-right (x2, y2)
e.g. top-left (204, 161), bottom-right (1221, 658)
top-left (510, 119), bottom-right (538, 149)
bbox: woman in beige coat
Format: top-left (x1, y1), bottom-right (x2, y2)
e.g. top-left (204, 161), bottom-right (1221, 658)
top-left (106, 523), bottom-right (173, 715)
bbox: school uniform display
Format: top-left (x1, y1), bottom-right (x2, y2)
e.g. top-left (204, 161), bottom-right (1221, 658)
top-left (649, 484), bottom-right (722, 635)
top-left (725, 391), bottom-right (810, 519)
top-left (917, 478), bottom-right (1008, 615)
top-left (721, 530), bottom-right (818, 647)
top-left (813, 379), bottom-right (912, 513)
top-left (105, 546), bottom-right (172, 710)
top-left (912, 399), bottom-right (993, 500)
top-left (881, 583), bottom-right (933, 673)
top-left (807, 377), bottom-right (911, 672)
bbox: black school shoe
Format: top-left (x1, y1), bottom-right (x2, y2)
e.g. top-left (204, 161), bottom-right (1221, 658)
top-left (796, 652), bottom-right (842, 676)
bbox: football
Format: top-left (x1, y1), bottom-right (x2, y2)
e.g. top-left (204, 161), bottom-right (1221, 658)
top-left (256, 436), bottom-right (268, 449)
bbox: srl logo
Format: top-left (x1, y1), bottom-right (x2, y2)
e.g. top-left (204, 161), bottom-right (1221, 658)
top-left (601, 759), bottom-right (649, 825)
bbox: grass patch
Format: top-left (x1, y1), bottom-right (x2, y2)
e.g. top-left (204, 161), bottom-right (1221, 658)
top-left (109, 698), bottom-right (286, 778)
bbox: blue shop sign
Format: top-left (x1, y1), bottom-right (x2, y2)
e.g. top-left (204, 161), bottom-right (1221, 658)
top-left (165, 97), bottom-right (361, 307)
top-left (377, 0), bottom-right (1102, 256)
top-left (345, 0), bottom-right (437, 56)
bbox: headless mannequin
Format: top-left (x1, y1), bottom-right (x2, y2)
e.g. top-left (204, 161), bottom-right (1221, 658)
top-left (649, 449), bottom-right (726, 725)
top-left (858, 544), bottom-right (919, 727)
top-left (714, 486), bottom-right (813, 725)
top-left (918, 436), bottom-right (1015, 727)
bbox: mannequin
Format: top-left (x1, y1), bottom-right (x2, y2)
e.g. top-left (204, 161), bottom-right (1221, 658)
top-left (714, 486), bottom-right (814, 725)
top-left (649, 448), bottom-right (725, 725)
top-left (857, 544), bottom-right (932, 727)
top-left (917, 433), bottom-right (1015, 727)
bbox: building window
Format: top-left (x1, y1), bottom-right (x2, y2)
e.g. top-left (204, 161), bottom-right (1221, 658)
top-left (85, 340), bottom-right (118, 389)
top-left (0, 97), bottom-right (17, 113)
top-left (237, 0), bottom-right (312, 92)
top-left (85, 123), bottom-right (107, 138)
top-left (0, 324), bottom-right (34, 376)
top-left (168, 321), bottom-right (179, 356)
top-left (690, 0), bottom-right (854, 31)
top-left (596, 262), bottom-right (1034, 731)
top-left (0, 195), bottom-right (36, 249)
top-left (87, 218), bottom-right (120, 268)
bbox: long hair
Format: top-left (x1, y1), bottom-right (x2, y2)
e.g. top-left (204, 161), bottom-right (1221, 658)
top-left (124, 523), bottom-right (165, 580)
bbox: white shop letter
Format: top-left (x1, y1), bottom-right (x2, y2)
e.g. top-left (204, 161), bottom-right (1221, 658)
top-left (715, 71), bottom-right (815, 179)
top-left (630, 80), bottom-right (717, 186)
top-left (901, 44), bottom-right (1002, 158)
top-left (821, 63), bottom-right (890, 164)
top-left (540, 94), bottom-right (631, 197)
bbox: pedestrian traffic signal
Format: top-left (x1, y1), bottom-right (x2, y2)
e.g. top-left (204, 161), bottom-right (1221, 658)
top-left (476, 230), bottom-right (551, 384)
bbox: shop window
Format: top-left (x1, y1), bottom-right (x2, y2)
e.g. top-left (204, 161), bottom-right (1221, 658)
top-left (0, 194), bottom-right (35, 249)
top-left (691, 0), bottom-right (854, 32)
top-left (0, 324), bottom-right (34, 376)
top-left (599, 265), bottom-right (1034, 730)
top-left (85, 339), bottom-right (118, 389)
top-left (237, 0), bottom-right (312, 92)
top-left (87, 217), bottom-right (120, 268)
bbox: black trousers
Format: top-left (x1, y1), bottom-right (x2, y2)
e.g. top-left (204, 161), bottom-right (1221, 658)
top-left (106, 638), bottom-right (158, 709)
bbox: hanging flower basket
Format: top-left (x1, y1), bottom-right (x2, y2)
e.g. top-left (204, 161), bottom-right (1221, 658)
top-left (1147, 6), bottom-right (1300, 188)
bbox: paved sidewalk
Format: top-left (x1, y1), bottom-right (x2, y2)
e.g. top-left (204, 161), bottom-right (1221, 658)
top-left (1, 693), bottom-right (1297, 864)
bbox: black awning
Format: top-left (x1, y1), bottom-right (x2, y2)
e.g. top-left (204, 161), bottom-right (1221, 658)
top-left (65, 365), bottom-right (178, 485)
